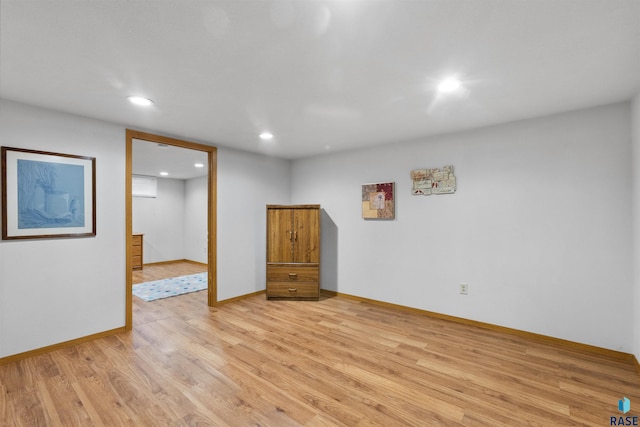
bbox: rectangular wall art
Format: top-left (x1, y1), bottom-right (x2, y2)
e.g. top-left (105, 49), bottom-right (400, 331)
top-left (1, 146), bottom-right (96, 239)
top-left (411, 165), bottom-right (456, 195)
top-left (362, 182), bottom-right (395, 219)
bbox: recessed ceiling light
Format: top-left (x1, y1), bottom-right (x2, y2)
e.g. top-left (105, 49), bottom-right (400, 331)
top-left (437, 78), bottom-right (462, 93)
top-left (159, 171), bottom-right (169, 176)
top-left (194, 163), bottom-right (204, 168)
top-left (127, 96), bottom-right (154, 106)
top-left (259, 132), bottom-right (274, 140)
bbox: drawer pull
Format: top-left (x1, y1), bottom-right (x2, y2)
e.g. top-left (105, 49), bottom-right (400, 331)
top-left (288, 288), bottom-right (297, 292)
top-left (288, 272), bottom-right (297, 279)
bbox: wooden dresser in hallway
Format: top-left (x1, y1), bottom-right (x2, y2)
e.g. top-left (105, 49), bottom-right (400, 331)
top-left (132, 233), bottom-right (143, 270)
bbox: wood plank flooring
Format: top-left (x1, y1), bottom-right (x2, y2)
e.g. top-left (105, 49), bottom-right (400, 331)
top-left (132, 261), bottom-right (208, 285)
top-left (2, 263), bottom-right (639, 425)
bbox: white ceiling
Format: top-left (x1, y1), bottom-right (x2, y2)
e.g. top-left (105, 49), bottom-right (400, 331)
top-left (1, 1), bottom-right (639, 159)
top-left (132, 139), bottom-right (209, 180)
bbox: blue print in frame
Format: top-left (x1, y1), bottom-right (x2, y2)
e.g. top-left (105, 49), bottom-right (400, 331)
top-left (17, 159), bottom-right (85, 229)
top-left (2, 147), bottom-right (96, 239)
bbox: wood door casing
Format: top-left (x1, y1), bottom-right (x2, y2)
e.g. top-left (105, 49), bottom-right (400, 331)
top-left (126, 129), bottom-right (217, 331)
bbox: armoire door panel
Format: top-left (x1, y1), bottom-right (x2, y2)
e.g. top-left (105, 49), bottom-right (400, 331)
top-left (293, 208), bottom-right (320, 263)
top-left (267, 208), bottom-right (293, 263)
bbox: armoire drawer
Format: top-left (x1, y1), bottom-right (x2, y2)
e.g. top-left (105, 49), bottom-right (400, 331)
top-left (267, 265), bottom-right (319, 282)
top-left (266, 282), bottom-right (319, 299)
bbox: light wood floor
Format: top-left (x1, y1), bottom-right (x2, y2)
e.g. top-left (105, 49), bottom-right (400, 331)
top-left (1, 263), bottom-right (639, 425)
top-left (132, 261), bottom-right (208, 285)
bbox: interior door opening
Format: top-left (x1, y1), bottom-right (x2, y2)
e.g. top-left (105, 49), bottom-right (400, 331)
top-left (125, 130), bottom-right (217, 331)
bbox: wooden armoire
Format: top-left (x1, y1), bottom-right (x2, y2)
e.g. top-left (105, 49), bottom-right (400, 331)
top-left (266, 204), bottom-right (320, 300)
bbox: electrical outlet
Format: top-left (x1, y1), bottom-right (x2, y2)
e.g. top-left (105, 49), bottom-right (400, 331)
top-left (459, 283), bottom-right (468, 295)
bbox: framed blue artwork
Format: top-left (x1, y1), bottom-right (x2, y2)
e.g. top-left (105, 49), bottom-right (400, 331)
top-left (2, 147), bottom-right (96, 239)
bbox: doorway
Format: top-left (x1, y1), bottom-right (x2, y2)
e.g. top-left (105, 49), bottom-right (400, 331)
top-left (125, 130), bottom-right (217, 331)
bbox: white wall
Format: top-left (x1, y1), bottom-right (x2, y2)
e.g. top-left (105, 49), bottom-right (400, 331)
top-left (184, 176), bottom-right (208, 264)
top-left (632, 92), bottom-right (640, 361)
top-left (133, 178), bottom-right (186, 263)
top-left (216, 147), bottom-right (290, 301)
top-left (291, 102), bottom-right (633, 352)
top-left (0, 99), bottom-right (291, 358)
top-left (0, 99), bottom-right (126, 358)
top-left (1, 97), bottom-right (635, 357)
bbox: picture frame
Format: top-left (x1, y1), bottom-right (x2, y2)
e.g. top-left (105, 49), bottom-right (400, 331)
top-left (362, 182), bottom-right (395, 219)
top-left (1, 146), bottom-right (96, 240)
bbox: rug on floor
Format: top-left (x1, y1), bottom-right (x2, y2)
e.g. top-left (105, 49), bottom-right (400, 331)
top-left (132, 272), bottom-right (207, 302)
